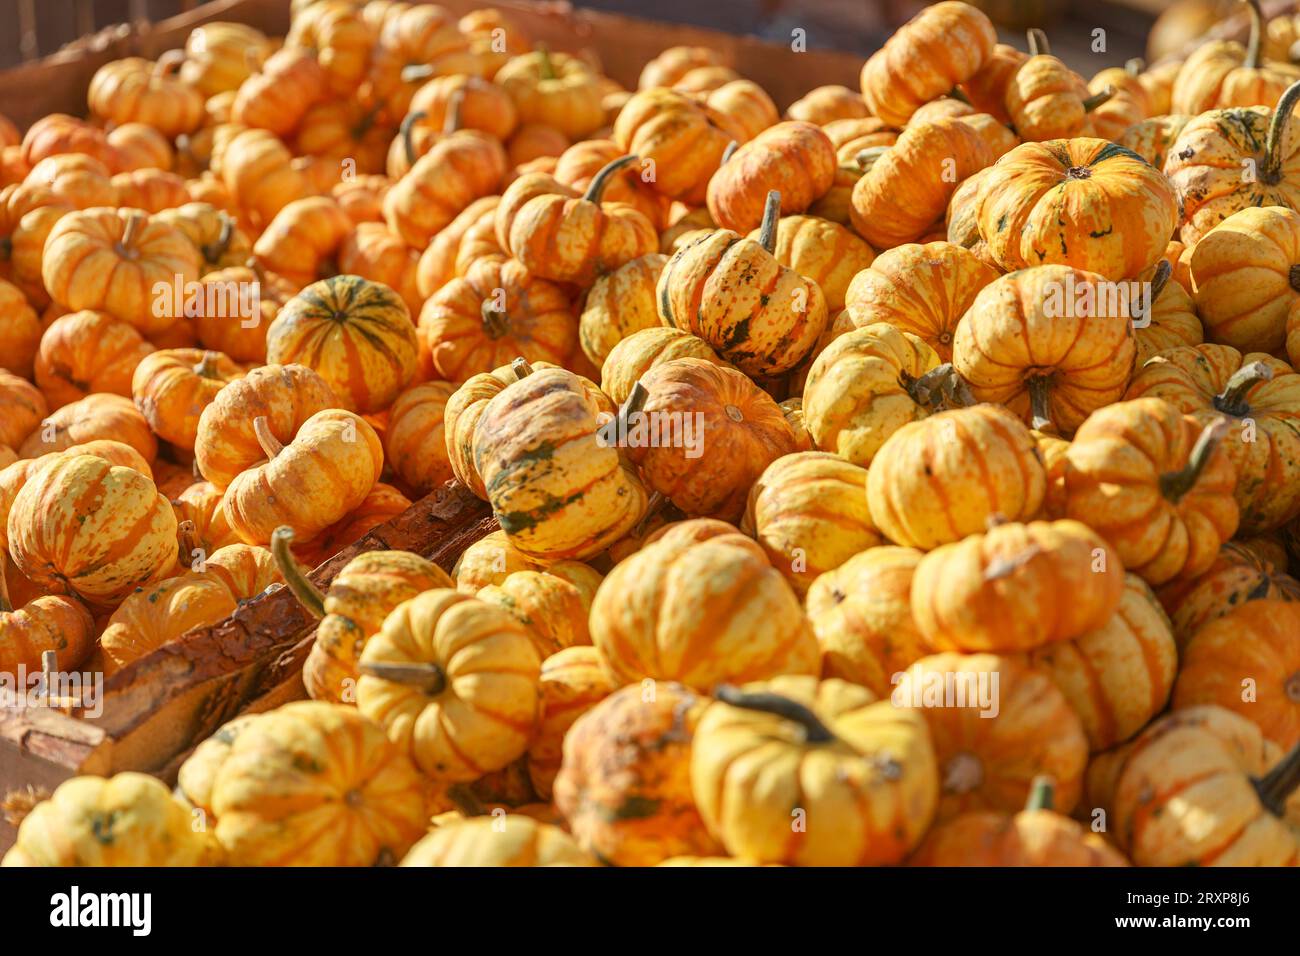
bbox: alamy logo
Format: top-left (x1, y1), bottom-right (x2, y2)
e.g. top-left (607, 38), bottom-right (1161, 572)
top-left (891, 666), bottom-right (1001, 718)
top-left (1041, 272), bottom-right (1153, 328)
top-left (50, 887), bottom-right (151, 936)
top-left (595, 409), bottom-right (706, 459)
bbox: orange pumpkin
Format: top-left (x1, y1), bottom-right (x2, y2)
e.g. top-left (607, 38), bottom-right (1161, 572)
top-left (1171, 0), bottom-right (1300, 114)
top-left (0, 183), bottom-right (72, 309)
top-left (1118, 114), bottom-right (1192, 170)
top-left (231, 48), bottom-right (326, 137)
top-left (959, 43), bottom-right (1029, 125)
top-left (1131, 259), bottom-right (1204, 365)
top-left (415, 195), bottom-right (500, 298)
top-left (496, 48), bottom-right (605, 141)
top-left (17, 393), bottom-right (157, 464)
top-left (1157, 541), bottom-right (1300, 649)
top-left (366, 4), bottom-right (474, 120)
top-left (337, 223), bottom-right (422, 315)
top-left (0, 371), bottom-right (47, 452)
top-left (383, 382), bottom-right (455, 496)
top-left (408, 73), bottom-right (519, 143)
top-left (35, 311), bottom-right (156, 409)
top-left (0, 274), bottom-right (47, 378)
top-left (527, 646), bottom-right (616, 801)
top-left (218, 128), bottom-right (312, 230)
top-left (382, 129), bottom-right (506, 248)
top-left (1004, 31), bottom-right (1109, 142)
top-left (88, 57), bottom-right (205, 138)
top-left (193, 262), bottom-right (292, 365)
top-left (0, 568), bottom-right (95, 678)
top-left (131, 349), bottom-right (244, 451)
top-left (706, 122), bottom-right (836, 234)
top-left (599, 327), bottom-right (723, 406)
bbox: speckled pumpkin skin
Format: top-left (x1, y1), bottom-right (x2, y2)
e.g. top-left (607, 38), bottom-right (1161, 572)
top-left (748, 215), bottom-right (875, 313)
top-left (553, 680), bottom-right (723, 865)
top-left (707, 122), bottom-right (836, 233)
top-left (527, 645), bottom-right (618, 800)
top-left (895, 652), bottom-right (1090, 823)
top-left (976, 140), bottom-right (1178, 282)
top-left (589, 519), bottom-right (818, 690)
top-left (599, 327), bottom-right (723, 405)
top-left (8, 453), bottom-right (178, 607)
top-left (692, 675), bottom-right (938, 866)
top-left (911, 519), bottom-right (1126, 654)
top-left (867, 404), bottom-right (1048, 551)
top-left (0, 592), bottom-right (94, 676)
top-left (2, 772), bottom-right (221, 867)
top-left (99, 573), bottom-right (237, 675)
top-left (476, 569), bottom-right (593, 658)
top-left (199, 701), bottom-right (432, 866)
top-left (1063, 398), bottom-right (1239, 586)
top-left (383, 382), bottom-right (455, 496)
top-left (473, 366), bottom-right (648, 561)
top-left (401, 816), bottom-right (594, 866)
top-left (381, 130), bottom-right (506, 248)
top-left (131, 348), bottom-right (243, 450)
top-left (579, 253), bottom-right (669, 367)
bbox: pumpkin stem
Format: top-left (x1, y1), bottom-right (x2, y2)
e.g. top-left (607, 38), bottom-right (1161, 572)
top-left (201, 213), bottom-right (235, 265)
top-left (0, 562), bottom-right (12, 614)
top-left (358, 659), bottom-right (447, 695)
top-left (983, 543), bottom-right (1044, 581)
top-left (193, 350), bottom-right (224, 379)
top-left (1125, 57), bottom-right (1145, 76)
top-left (632, 490), bottom-right (666, 539)
top-left (116, 211), bottom-right (145, 257)
top-left (713, 684), bottom-right (836, 743)
top-left (1, 785), bottom-right (51, 828)
top-left (443, 87), bottom-right (465, 135)
top-left (757, 190), bottom-right (781, 254)
top-left (536, 44), bottom-right (556, 81)
top-left (1290, 38), bottom-right (1300, 65)
top-left (1264, 79), bottom-right (1300, 182)
top-left (1159, 416), bottom-right (1230, 504)
top-left (854, 145), bottom-right (890, 172)
top-left (154, 48), bottom-right (186, 78)
top-left (721, 139), bottom-right (740, 164)
top-left (511, 356), bottom-right (534, 380)
top-left (618, 380), bottom-right (649, 438)
top-left (270, 526), bottom-right (326, 620)
top-left (947, 86), bottom-right (971, 105)
top-left (904, 363), bottom-right (968, 411)
top-left (1027, 375), bottom-right (1055, 432)
top-left (1244, 0), bottom-right (1264, 70)
top-left (399, 110), bottom-right (426, 169)
top-left (1026, 28), bottom-right (1050, 57)
top-left (1082, 86), bottom-right (1114, 113)
top-left (177, 519), bottom-right (199, 570)
top-left (252, 416), bottom-right (284, 460)
top-left (1253, 742), bottom-right (1300, 816)
top-left (583, 154), bottom-right (640, 204)
top-left (480, 300), bottom-right (510, 339)
top-left (1025, 775), bottom-right (1056, 812)
top-left (1148, 258), bottom-right (1172, 303)
top-left (1213, 361), bottom-right (1274, 418)
top-left (446, 783), bottom-right (487, 817)
top-left (352, 103), bottom-right (384, 140)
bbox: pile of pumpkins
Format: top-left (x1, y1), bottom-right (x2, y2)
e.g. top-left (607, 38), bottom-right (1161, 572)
top-left (2, 0), bottom-right (1300, 867)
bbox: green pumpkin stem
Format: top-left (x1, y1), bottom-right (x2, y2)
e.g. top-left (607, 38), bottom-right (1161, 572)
top-left (1025, 775), bottom-right (1056, 812)
top-left (1026, 28), bottom-right (1050, 57)
top-left (353, 102), bottom-right (383, 140)
top-left (757, 190), bottom-right (781, 255)
top-left (1149, 258), bottom-right (1172, 302)
top-left (536, 43), bottom-right (556, 81)
top-left (193, 350), bottom-right (223, 379)
top-left (270, 526), bottom-right (326, 620)
top-left (948, 86), bottom-right (971, 105)
top-left (201, 213), bottom-right (235, 265)
top-left (446, 783), bottom-right (488, 817)
top-left (511, 356), bottom-right (534, 380)
top-left (1264, 79), bottom-right (1300, 182)
top-left (358, 659), bottom-right (447, 695)
top-left (399, 110), bottom-right (427, 169)
top-left (1213, 361), bottom-right (1274, 418)
top-left (1254, 742), bottom-right (1300, 816)
top-left (1027, 375), bottom-right (1055, 433)
top-left (721, 139), bottom-right (740, 163)
top-left (583, 154), bottom-right (640, 204)
top-left (854, 145), bottom-right (890, 172)
top-left (714, 685), bottom-right (836, 743)
top-left (632, 490), bottom-right (666, 539)
top-left (480, 300), bottom-right (509, 339)
top-left (1082, 86), bottom-right (1114, 113)
top-left (1159, 417), bottom-right (1230, 504)
top-left (252, 416), bottom-right (284, 459)
top-left (1244, 0), bottom-right (1264, 70)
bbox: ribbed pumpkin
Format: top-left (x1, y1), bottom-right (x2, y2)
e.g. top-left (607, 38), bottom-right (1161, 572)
top-left (578, 253), bottom-right (668, 367)
top-left (953, 265), bottom-right (1137, 434)
top-left (195, 363), bottom-right (339, 489)
top-left (223, 409), bottom-right (383, 546)
top-left (180, 21), bottom-right (271, 96)
top-left (194, 263), bottom-right (292, 364)
top-left (801, 322), bottom-right (957, 467)
top-left (88, 57), bottom-right (205, 138)
top-left (599, 327), bottom-right (723, 406)
top-left (0, 371), bottom-right (46, 452)
top-left (1188, 205), bottom-right (1300, 355)
top-left (293, 482), bottom-right (413, 568)
top-left (657, 193), bottom-right (827, 376)
top-left (1, 184), bottom-right (71, 311)
top-left (742, 452), bottom-right (879, 596)
top-left (218, 127), bottom-right (312, 230)
top-left (41, 208), bottom-right (203, 337)
top-left (621, 358), bottom-right (798, 522)
top-left (1110, 705), bottom-right (1300, 865)
top-left (746, 214), bottom-right (875, 313)
top-left (0, 569), bottom-right (94, 677)
top-left (496, 49), bottom-right (604, 141)
top-left (27, 153), bottom-right (117, 210)
top-left (693, 676), bottom-right (939, 866)
top-left (589, 519), bottom-right (818, 689)
top-left (1164, 89), bottom-right (1300, 247)
top-left (35, 310), bottom-right (155, 409)
top-left (199, 701), bottom-right (431, 866)
top-left (1003, 32), bottom-right (1108, 142)
top-left (526, 646), bottom-right (616, 800)
top-left (414, 195), bottom-right (500, 296)
top-left (231, 47), bottom-right (325, 136)
top-left (1170, 0), bottom-right (1299, 114)
top-left (382, 129), bottom-right (506, 248)
top-left (267, 274), bottom-right (418, 414)
top-left (171, 480), bottom-right (240, 555)
top-left (895, 652), bottom-right (1090, 822)
top-left (2, 773), bottom-right (220, 867)
top-left (845, 242), bottom-right (997, 363)
top-left (786, 84), bottom-right (869, 124)
top-left (472, 364), bottom-right (648, 561)
top-left (553, 680), bottom-right (722, 865)
top-left (1173, 600), bottom-right (1300, 748)
top-left (867, 404), bottom-right (1048, 550)
top-left (357, 589), bottom-right (541, 781)
top-left (131, 348), bottom-right (243, 450)
top-left (1132, 259), bottom-right (1204, 365)
top-left (1023, 574), bottom-right (1177, 752)
top-left (408, 74), bottom-right (519, 144)
top-left (851, 117), bottom-right (993, 250)
top-left (911, 776), bottom-right (1129, 866)
top-left (805, 545), bottom-right (927, 698)
top-left (17, 393), bottom-right (156, 463)
top-left (859, 2), bottom-right (997, 126)
top-left (250, 196), bottom-right (352, 290)
top-left (554, 138), bottom-right (671, 230)
top-left (418, 258), bottom-right (575, 381)
top-left (1118, 114), bottom-right (1192, 170)
top-left (441, 363), bottom-right (535, 500)
top-left (382, 382), bottom-right (455, 496)
top-left (476, 568), bottom-right (593, 660)
top-left (504, 155), bottom-right (658, 287)
top-left (154, 202), bottom-right (252, 274)
top-left (1125, 345), bottom-right (1300, 533)
top-left (335, 223), bottom-right (421, 316)
top-left (911, 518), bottom-right (1126, 653)
top-left (284, 0), bottom-right (375, 97)
top-left (400, 816), bottom-right (592, 867)
top-left (8, 453), bottom-right (177, 606)
top-left (451, 528), bottom-right (600, 597)
top-left (98, 571), bottom-right (238, 675)
top-left (706, 122), bottom-right (836, 233)
top-left (976, 140), bottom-right (1178, 281)
top-left (1062, 397), bottom-right (1239, 586)
top-left (1157, 541), bottom-right (1300, 649)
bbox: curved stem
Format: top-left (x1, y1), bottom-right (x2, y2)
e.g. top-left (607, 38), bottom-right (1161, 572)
top-left (1213, 361), bottom-right (1274, 418)
top-left (1027, 375), bottom-right (1055, 433)
top-left (1244, 0), bottom-right (1263, 70)
top-left (632, 490), bottom-right (665, 539)
top-left (399, 63), bottom-right (435, 83)
top-left (903, 363), bottom-right (962, 411)
top-left (200, 213), bottom-right (235, 265)
top-left (854, 145), bottom-right (890, 172)
top-left (1264, 79), bottom-right (1300, 182)
top-left (1026, 27), bottom-right (1050, 57)
top-left (177, 519), bottom-right (199, 569)
top-left (1082, 86), bottom-right (1114, 112)
top-left (117, 212), bottom-right (144, 255)
top-left (1125, 57), bottom-right (1145, 76)
top-left (1254, 742), bottom-right (1300, 817)
top-left (583, 154), bottom-right (639, 204)
top-left (399, 110), bottom-right (426, 169)
top-left (154, 48), bottom-right (186, 78)
top-left (358, 659), bottom-right (447, 695)
top-left (252, 416), bottom-right (284, 459)
top-left (193, 350), bottom-right (223, 379)
top-left (714, 685), bottom-right (836, 743)
top-left (757, 190), bottom-right (781, 254)
top-left (1025, 775), bottom-right (1056, 812)
top-left (1159, 417), bottom-right (1229, 504)
top-left (721, 139), bottom-right (740, 164)
top-left (480, 300), bottom-right (509, 339)
top-left (270, 526), bottom-right (326, 620)
top-left (948, 86), bottom-right (971, 105)
top-left (511, 356), bottom-right (534, 380)
top-left (1149, 258), bottom-right (1172, 302)
top-left (446, 783), bottom-right (487, 817)
top-left (443, 87), bottom-right (465, 135)
top-left (352, 103), bottom-right (383, 140)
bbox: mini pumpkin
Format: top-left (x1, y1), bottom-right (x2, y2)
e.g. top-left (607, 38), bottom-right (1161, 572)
top-left (0, 568), bottom-right (94, 678)
top-left (231, 47), bottom-right (326, 136)
top-left (35, 310), bottom-right (156, 409)
top-left (1157, 541), bottom-right (1300, 649)
top-left (599, 327), bottom-right (723, 405)
top-left (1131, 259), bottom-right (1204, 364)
top-left (526, 646), bottom-right (617, 800)
top-left (747, 214), bottom-right (875, 313)
top-left (131, 348), bottom-right (243, 450)
top-left (578, 253), bottom-right (669, 367)
top-left (706, 121), bottom-right (836, 233)
top-left (88, 57), bottom-right (205, 138)
top-left (496, 48), bottom-right (604, 141)
top-left (401, 815), bottom-right (592, 867)
top-left (1171, 0), bottom-right (1300, 114)
top-left (17, 393), bottom-right (157, 463)
top-left (1004, 31), bottom-right (1110, 141)
top-left (476, 569), bottom-right (593, 659)
top-left (382, 129), bottom-right (506, 248)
